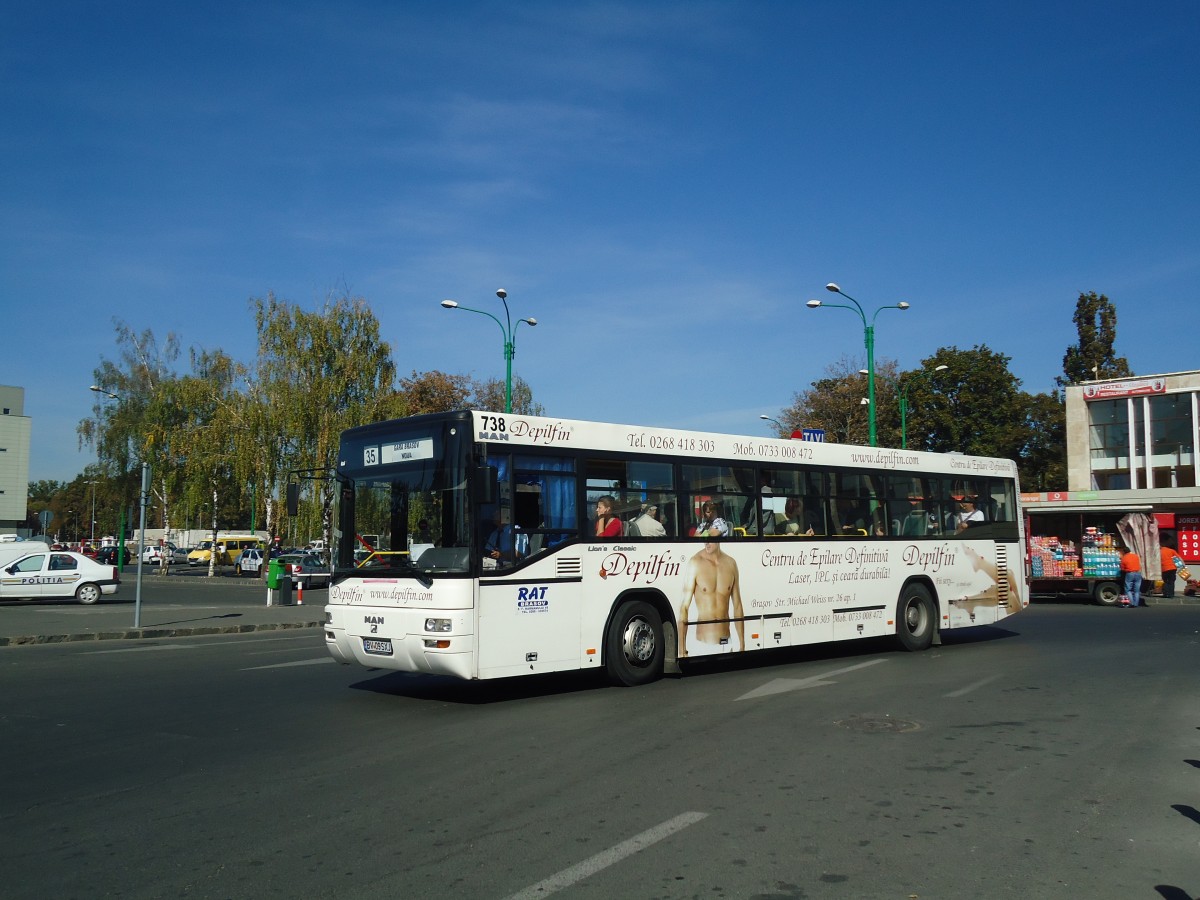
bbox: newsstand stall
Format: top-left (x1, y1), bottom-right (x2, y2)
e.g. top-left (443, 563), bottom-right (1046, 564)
top-left (1168, 513), bottom-right (1200, 596)
top-left (1025, 502), bottom-right (1160, 606)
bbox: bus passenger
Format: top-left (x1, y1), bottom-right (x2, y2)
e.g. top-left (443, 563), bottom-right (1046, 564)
top-left (956, 497), bottom-right (985, 532)
top-left (693, 501), bottom-right (729, 538)
top-left (783, 497), bottom-right (815, 536)
top-left (631, 503), bottom-right (666, 538)
top-left (594, 496), bottom-right (623, 538)
top-left (484, 508), bottom-right (527, 562)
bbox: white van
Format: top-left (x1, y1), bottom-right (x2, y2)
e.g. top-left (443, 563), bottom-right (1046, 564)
top-left (0, 540), bottom-right (52, 568)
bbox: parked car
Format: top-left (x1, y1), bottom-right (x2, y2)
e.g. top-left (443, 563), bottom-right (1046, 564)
top-left (0, 550), bottom-right (120, 604)
top-left (95, 546), bottom-right (131, 566)
top-left (234, 548), bottom-right (264, 577)
top-left (141, 545), bottom-right (174, 565)
top-left (188, 536), bottom-right (262, 567)
top-left (172, 546), bottom-right (190, 564)
top-left (275, 552), bottom-right (330, 589)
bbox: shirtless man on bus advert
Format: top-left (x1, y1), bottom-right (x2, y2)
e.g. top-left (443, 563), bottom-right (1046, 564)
top-left (678, 541), bottom-right (744, 656)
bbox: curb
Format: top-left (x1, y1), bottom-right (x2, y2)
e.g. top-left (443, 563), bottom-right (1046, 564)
top-left (0, 620), bottom-right (325, 647)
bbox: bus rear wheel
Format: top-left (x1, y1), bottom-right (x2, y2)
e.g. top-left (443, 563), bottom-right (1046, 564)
top-left (896, 584), bottom-right (936, 652)
top-left (606, 600), bottom-right (664, 687)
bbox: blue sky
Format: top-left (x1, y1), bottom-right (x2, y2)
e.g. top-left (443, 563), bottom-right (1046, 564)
top-left (3, 1), bottom-right (1197, 482)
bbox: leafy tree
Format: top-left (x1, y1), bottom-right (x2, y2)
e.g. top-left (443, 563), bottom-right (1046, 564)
top-left (79, 321), bottom-right (181, 474)
top-left (79, 322), bottom-right (185, 563)
top-left (24, 480), bottom-right (63, 535)
top-left (251, 291), bottom-right (401, 551)
top-left (1015, 390), bottom-right (1067, 490)
top-left (398, 370), bottom-right (472, 415)
top-left (779, 356), bottom-right (900, 445)
top-left (471, 375), bottom-right (544, 415)
top-left (904, 345), bottom-right (1025, 459)
top-left (162, 350), bottom-right (249, 574)
top-left (1057, 291), bottom-right (1132, 387)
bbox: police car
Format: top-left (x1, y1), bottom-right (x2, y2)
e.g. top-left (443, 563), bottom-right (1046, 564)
top-left (0, 551), bottom-right (121, 604)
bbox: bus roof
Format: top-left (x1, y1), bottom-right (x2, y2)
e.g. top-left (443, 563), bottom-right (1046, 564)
top-left (465, 410), bottom-right (1016, 478)
top-left (342, 409), bottom-right (1016, 479)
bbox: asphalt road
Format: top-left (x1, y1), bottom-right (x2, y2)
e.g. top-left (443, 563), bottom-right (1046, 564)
top-left (2, 602), bottom-right (1198, 899)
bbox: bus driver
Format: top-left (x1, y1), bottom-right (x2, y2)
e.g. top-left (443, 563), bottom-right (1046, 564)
top-left (678, 541), bottom-right (744, 657)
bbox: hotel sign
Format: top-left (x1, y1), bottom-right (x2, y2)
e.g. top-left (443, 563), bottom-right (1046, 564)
top-left (1082, 378), bottom-right (1167, 400)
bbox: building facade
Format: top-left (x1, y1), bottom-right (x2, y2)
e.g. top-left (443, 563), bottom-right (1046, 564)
top-left (0, 385), bottom-right (32, 535)
top-left (1023, 370), bottom-right (1200, 564)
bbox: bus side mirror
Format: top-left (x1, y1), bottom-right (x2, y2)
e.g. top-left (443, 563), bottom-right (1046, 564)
top-left (475, 465), bottom-right (498, 505)
top-left (286, 482), bottom-right (300, 517)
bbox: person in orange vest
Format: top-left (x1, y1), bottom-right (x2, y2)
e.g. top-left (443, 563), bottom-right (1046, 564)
top-left (1159, 542), bottom-right (1180, 599)
top-left (1119, 546), bottom-right (1143, 607)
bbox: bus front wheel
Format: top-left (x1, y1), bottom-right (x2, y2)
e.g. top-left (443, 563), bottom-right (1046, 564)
top-left (606, 600), bottom-right (664, 687)
top-left (896, 584), bottom-right (936, 652)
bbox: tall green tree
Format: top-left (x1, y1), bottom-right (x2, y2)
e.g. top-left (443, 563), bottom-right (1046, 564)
top-left (251, 291), bottom-right (402, 550)
top-left (79, 322), bottom-right (184, 556)
top-left (1015, 390), bottom-right (1067, 490)
top-left (163, 349), bottom-right (249, 574)
top-left (905, 345), bottom-right (1026, 459)
top-left (1057, 291), bottom-right (1132, 387)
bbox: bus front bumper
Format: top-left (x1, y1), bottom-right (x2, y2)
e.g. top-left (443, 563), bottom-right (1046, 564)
top-left (324, 606), bottom-right (474, 679)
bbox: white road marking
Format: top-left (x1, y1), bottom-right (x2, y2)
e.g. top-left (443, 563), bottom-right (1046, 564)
top-left (241, 657), bottom-right (337, 670)
top-left (503, 811), bottom-right (708, 900)
top-left (735, 658), bottom-right (888, 700)
top-left (85, 635), bottom-right (311, 654)
top-left (944, 673), bottom-right (1002, 697)
top-left (89, 644), bottom-right (195, 653)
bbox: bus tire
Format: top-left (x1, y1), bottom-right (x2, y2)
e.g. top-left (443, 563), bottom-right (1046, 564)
top-left (606, 600), bottom-right (664, 687)
top-left (1093, 581), bottom-right (1122, 606)
top-left (896, 583), bottom-right (935, 652)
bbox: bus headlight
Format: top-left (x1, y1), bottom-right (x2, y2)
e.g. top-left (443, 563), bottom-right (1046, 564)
top-left (425, 618), bottom-right (452, 633)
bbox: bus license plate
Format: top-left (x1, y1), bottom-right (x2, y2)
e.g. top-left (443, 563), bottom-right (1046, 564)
top-left (362, 638), bottom-right (393, 656)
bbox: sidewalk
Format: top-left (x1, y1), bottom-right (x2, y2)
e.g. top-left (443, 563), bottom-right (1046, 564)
top-left (0, 570), bottom-right (325, 646)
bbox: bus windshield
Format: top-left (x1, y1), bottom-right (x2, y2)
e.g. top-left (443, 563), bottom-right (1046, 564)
top-left (334, 417), bottom-right (473, 576)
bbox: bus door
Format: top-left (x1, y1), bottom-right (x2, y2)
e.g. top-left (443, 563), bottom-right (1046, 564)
top-left (476, 452), bottom-right (583, 678)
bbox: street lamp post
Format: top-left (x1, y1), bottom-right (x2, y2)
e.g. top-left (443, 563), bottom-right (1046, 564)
top-left (899, 364), bottom-right (949, 450)
top-left (759, 414), bottom-right (783, 433)
top-left (441, 289), bottom-right (538, 414)
top-left (807, 283), bottom-right (910, 447)
top-left (87, 480), bottom-right (99, 545)
top-left (90, 385), bottom-right (147, 628)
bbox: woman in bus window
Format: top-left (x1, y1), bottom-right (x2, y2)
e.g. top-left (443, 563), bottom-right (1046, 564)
top-left (594, 496), bottom-right (623, 538)
top-left (694, 500), bottom-right (729, 538)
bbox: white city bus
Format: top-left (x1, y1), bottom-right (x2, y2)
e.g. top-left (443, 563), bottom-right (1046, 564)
top-left (322, 410), bottom-right (1027, 686)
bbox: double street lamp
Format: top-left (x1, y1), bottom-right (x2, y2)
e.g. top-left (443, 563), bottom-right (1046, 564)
top-left (441, 289), bottom-right (538, 414)
top-left (807, 283), bottom-right (909, 447)
top-left (899, 365), bottom-right (949, 450)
